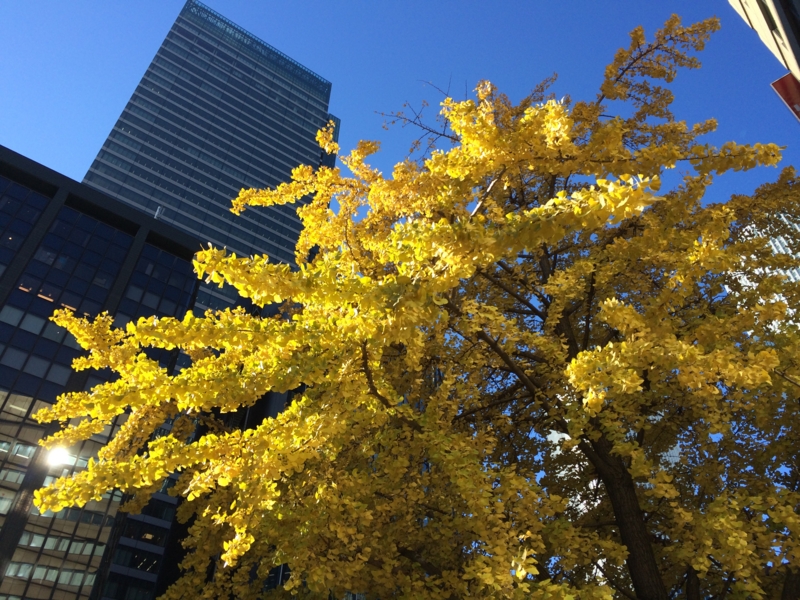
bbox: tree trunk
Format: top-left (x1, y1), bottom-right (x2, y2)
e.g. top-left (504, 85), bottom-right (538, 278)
top-left (580, 437), bottom-right (668, 600)
top-left (783, 568), bottom-right (800, 600)
top-left (685, 566), bottom-right (701, 600)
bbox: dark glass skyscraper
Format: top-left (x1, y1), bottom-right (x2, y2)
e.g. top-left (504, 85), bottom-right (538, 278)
top-left (0, 144), bottom-right (200, 600)
top-left (84, 0), bottom-right (338, 312)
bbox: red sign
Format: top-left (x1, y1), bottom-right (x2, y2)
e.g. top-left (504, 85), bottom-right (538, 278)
top-left (772, 73), bottom-right (800, 122)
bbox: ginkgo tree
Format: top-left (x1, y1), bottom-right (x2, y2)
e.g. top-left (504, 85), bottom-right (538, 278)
top-left (33, 15), bottom-right (800, 600)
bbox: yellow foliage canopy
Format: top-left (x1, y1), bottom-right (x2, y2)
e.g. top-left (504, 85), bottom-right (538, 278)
top-left (34, 15), bottom-right (800, 600)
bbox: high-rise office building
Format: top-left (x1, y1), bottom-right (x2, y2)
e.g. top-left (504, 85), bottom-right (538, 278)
top-left (729, 0), bottom-right (800, 80)
top-left (728, 0), bottom-right (800, 120)
top-left (0, 144), bottom-right (201, 600)
top-left (84, 0), bottom-right (339, 313)
top-left (78, 2), bottom-right (338, 597)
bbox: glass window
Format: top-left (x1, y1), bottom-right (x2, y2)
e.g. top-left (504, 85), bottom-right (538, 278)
top-left (99, 258), bottom-right (120, 274)
top-left (32, 338), bottom-right (58, 360)
top-left (0, 347), bottom-right (26, 369)
top-left (106, 244), bottom-right (128, 263)
top-left (0, 495), bottom-right (13, 515)
top-left (50, 219), bottom-right (71, 237)
top-left (28, 297), bottom-right (52, 317)
top-left (11, 329), bottom-right (36, 351)
top-left (147, 280), bottom-right (165, 295)
top-left (86, 285), bottom-right (107, 303)
top-left (73, 263), bottom-right (95, 282)
top-left (142, 292), bottom-right (160, 309)
top-left (38, 282), bottom-right (60, 303)
top-left (3, 393), bottom-right (31, 416)
top-left (23, 356), bottom-right (49, 378)
top-left (0, 198), bottom-right (21, 215)
top-left (82, 250), bottom-right (102, 267)
top-left (95, 222), bottom-right (115, 239)
top-left (58, 206), bottom-right (80, 224)
top-left (0, 468), bottom-right (25, 484)
top-left (0, 306), bottom-right (23, 326)
top-left (66, 277), bottom-right (89, 296)
top-left (68, 229), bottom-right (90, 246)
top-left (0, 233), bottom-right (23, 251)
top-left (13, 443), bottom-right (37, 459)
top-left (60, 241), bottom-right (83, 259)
top-left (158, 298), bottom-right (177, 315)
top-left (19, 314), bottom-right (45, 335)
top-left (45, 268), bottom-right (70, 287)
top-left (17, 273), bottom-right (41, 294)
top-left (77, 215), bottom-right (96, 233)
top-left (93, 272), bottom-right (113, 289)
top-left (46, 364), bottom-right (71, 385)
top-left (79, 299), bottom-right (101, 316)
top-left (126, 286), bottom-right (144, 302)
top-left (42, 322), bottom-right (67, 343)
top-left (53, 255), bottom-right (76, 273)
top-left (63, 333), bottom-right (82, 351)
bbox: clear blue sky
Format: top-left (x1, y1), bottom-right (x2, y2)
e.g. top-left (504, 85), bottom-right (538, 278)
top-left (1, 0), bottom-right (798, 203)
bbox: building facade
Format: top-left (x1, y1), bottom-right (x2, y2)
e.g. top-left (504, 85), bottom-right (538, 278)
top-left (728, 0), bottom-right (800, 79)
top-left (0, 144), bottom-right (201, 600)
top-left (84, 0), bottom-right (339, 313)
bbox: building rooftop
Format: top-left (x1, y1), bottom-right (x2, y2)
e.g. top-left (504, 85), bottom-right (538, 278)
top-left (182, 0), bottom-right (332, 102)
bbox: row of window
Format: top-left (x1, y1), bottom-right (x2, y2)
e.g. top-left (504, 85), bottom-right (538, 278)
top-left (109, 118), bottom-right (303, 235)
top-left (138, 69), bottom-right (297, 190)
top-left (116, 95), bottom-right (289, 214)
top-left (178, 11), bottom-right (329, 99)
top-left (112, 250), bottom-right (195, 360)
top-left (106, 137), bottom-right (300, 244)
top-left (122, 518), bottom-right (169, 547)
top-left (179, 8), bottom-right (330, 103)
top-left (149, 47), bottom-right (321, 168)
top-left (0, 306), bottom-right (80, 384)
top-left (101, 572), bottom-right (153, 600)
top-left (5, 562), bottom-right (96, 588)
top-left (31, 504), bottom-right (115, 528)
top-left (0, 180), bottom-right (49, 271)
top-left (111, 104), bottom-right (285, 207)
top-left (88, 163), bottom-right (295, 263)
top-left (18, 531), bottom-right (106, 557)
top-left (0, 441), bottom-right (37, 460)
top-left (155, 42), bottom-right (321, 167)
top-left (112, 547), bottom-right (160, 573)
top-left (145, 79), bottom-right (310, 194)
top-left (108, 119), bottom-right (300, 239)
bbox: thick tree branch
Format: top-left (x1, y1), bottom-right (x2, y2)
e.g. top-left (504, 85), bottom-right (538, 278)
top-left (595, 561), bottom-right (637, 600)
top-left (396, 546), bottom-right (444, 578)
top-left (582, 269), bottom-right (596, 351)
top-left (782, 567), bottom-right (800, 600)
top-left (361, 342), bottom-right (422, 432)
top-left (469, 167), bottom-right (507, 218)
